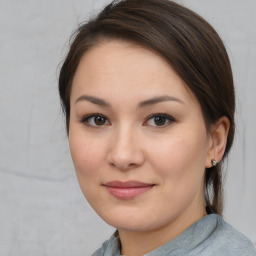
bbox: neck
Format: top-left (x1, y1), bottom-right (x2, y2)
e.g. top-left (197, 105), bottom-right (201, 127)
top-left (118, 206), bottom-right (206, 256)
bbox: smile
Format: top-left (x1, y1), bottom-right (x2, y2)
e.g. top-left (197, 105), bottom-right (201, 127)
top-left (103, 180), bottom-right (155, 200)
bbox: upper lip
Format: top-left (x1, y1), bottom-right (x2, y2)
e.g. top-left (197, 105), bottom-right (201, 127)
top-left (103, 180), bottom-right (154, 188)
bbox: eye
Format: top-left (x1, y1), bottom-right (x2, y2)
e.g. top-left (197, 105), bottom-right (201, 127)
top-left (145, 113), bottom-right (175, 127)
top-left (81, 114), bottom-right (110, 127)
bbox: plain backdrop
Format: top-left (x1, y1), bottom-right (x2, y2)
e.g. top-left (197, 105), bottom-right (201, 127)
top-left (0, 0), bottom-right (255, 255)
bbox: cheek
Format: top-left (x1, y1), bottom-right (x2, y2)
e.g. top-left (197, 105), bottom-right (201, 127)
top-left (69, 132), bottom-right (106, 179)
top-left (147, 130), bottom-right (208, 181)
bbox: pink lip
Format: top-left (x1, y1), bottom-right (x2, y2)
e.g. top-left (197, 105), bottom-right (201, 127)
top-left (103, 180), bottom-right (154, 200)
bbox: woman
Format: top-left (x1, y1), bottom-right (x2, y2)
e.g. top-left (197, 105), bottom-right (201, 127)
top-left (58, 0), bottom-right (256, 255)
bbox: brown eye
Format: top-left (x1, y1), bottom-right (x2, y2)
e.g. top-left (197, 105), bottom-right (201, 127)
top-left (81, 114), bottom-right (110, 127)
top-left (154, 116), bottom-right (167, 126)
top-left (94, 116), bottom-right (106, 126)
top-left (145, 113), bottom-right (175, 127)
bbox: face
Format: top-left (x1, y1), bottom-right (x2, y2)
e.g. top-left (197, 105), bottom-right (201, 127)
top-left (69, 40), bottom-right (212, 233)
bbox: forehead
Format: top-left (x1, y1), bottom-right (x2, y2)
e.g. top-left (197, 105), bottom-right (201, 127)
top-left (71, 40), bottom-right (197, 106)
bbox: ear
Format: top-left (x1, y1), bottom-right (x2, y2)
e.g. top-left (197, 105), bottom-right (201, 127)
top-left (205, 116), bottom-right (230, 168)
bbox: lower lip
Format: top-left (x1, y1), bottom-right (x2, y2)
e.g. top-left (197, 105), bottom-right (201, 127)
top-left (105, 186), bottom-right (154, 200)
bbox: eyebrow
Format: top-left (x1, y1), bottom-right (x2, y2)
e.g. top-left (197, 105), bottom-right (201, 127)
top-left (138, 96), bottom-right (184, 107)
top-left (75, 95), bottom-right (111, 107)
top-left (75, 95), bottom-right (184, 107)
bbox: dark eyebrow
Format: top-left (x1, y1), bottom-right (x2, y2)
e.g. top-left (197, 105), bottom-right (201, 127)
top-left (75, 95), bottom-right (110, 107)
top-left (138, 96), bottom-right (184, 108)
top-left (75, 95), bottom-right (184, 108)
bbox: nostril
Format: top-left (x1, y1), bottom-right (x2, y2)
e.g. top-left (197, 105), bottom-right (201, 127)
top-left (109, 160), bottom-right (139, 170)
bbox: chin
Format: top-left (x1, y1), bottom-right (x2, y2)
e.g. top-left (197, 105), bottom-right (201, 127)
top-left (101, 211), bottom-right (166, 232)
top-left (111, 221), bottom-right (153, 232)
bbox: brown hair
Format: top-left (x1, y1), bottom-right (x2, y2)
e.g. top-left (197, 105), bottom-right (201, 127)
top-left (59, 0), bottom-right (235, 215)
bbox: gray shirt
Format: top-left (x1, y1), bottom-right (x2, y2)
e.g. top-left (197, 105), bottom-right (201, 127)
top-left (92, 214), bottom-right (256, 256)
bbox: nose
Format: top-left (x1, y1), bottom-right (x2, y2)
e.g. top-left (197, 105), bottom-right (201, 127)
top-left (107, 125), bottom-right (145, 170)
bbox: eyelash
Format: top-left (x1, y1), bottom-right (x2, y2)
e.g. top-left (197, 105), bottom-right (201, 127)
top-left (144, 113), bottom-right (176, 127)
top-left (80, 113), bottom-right (175, 128)
top-left (80, 113), bottom-right (110, 127)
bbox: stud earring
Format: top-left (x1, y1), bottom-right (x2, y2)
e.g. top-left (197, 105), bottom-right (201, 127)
top-left (211, 159), bottom-right (217, 167)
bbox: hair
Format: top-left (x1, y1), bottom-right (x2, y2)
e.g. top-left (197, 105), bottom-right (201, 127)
top-left (59, 0), bottom-right (235, 215)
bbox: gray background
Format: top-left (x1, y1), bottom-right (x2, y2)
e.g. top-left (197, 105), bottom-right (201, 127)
top-left (0, 0), bottom-right (255, 255)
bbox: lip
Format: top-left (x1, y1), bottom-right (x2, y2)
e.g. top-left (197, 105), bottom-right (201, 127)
top-left (103, 180), bottom-right (155, 200)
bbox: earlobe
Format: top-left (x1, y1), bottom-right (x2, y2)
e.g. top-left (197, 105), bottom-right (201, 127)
top-left (206, 116), bottom-right (230, 168)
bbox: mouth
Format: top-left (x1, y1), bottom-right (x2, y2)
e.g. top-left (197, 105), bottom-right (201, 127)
top-left (103, 180), bottom-right (155, 200)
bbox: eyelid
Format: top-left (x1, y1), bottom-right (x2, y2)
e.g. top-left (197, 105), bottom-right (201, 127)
top-left (80, 113), bottom-right (110, 127)
top-left (80, 112), bottom-right (175, 127)
top-left (143, 113), bottom-right (176, 127)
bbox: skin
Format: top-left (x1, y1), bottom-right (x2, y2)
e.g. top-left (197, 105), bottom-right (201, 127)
top-left (68, 40), bottom-right (229, 256)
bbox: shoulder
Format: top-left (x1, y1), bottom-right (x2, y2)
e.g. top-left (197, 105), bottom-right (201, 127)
top-left (91, 231), bottom-right (120, 256)
top-left (191, 214), bottom-right (256, 256)
top-left (91, 240), bottom-right (108, 256)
